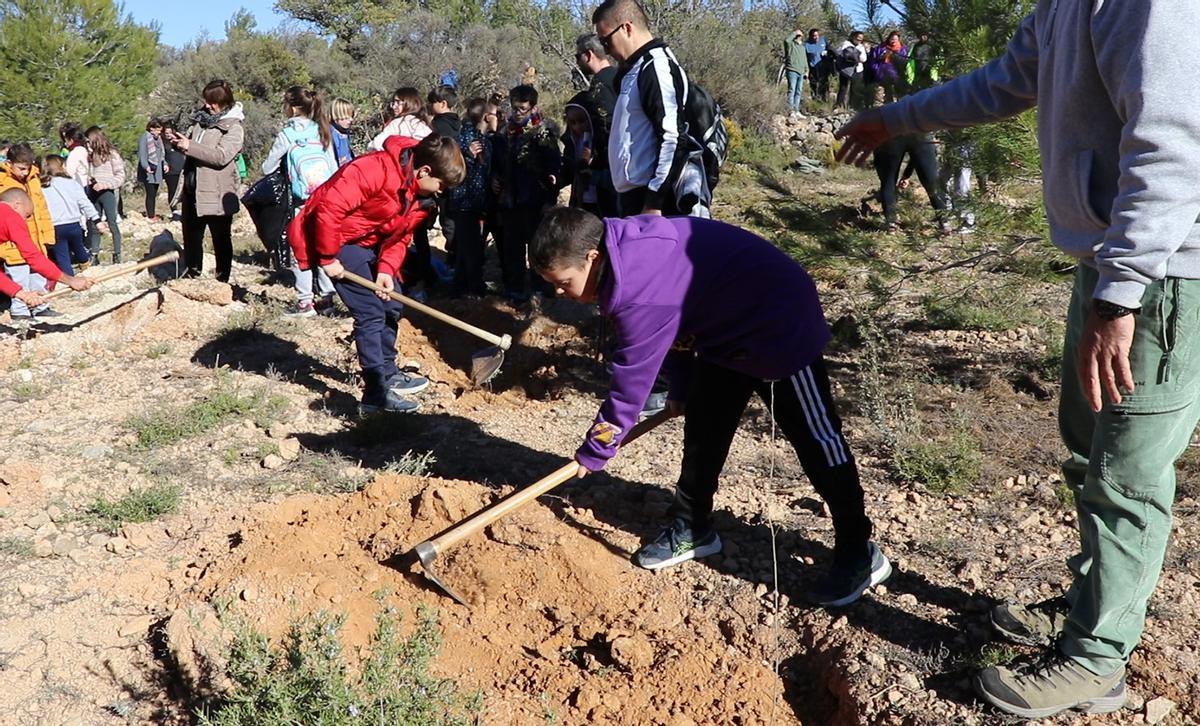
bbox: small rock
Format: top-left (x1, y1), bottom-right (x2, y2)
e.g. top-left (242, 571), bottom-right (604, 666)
top-left (1145, 697), bottom-right (1175, 724)
top-left (261, 454), bottom-right (285, 470)
top-left (88, 533), bottom-right (109, 547)
top-left (17, 582), bottom-right (38, 597)
top-left (897, 593), bottom-right (918, 607)
top-left (240, 586), bottom-right (258, 602)
top-left (34, 522), bottom-right (59, 539)
top-left (267, 423), bottom-right (290, 440)
top-left (898, 673), bottom-right (922, 691)
top-left (277, 438), bottom-right (301, 461)
top-left (52, 536), bottom-right (78, 556)
top-left (81, 445), bottom-right (113, 461)
top-left (169, 278), bottom-right (234, 306)
top-left (610, 634), bottom-right (654, 671)
top-left (754, 583), bottom-right (769, 598)
top-left (886, 688), bottom-right (903, 703)
top-left (118, 616), bottom-right (156, 638)
top-left (121, 523), bottom-right (153, 550)
top-left (24, 511), bottom-right (50, 530)
top-left (864, 652), bottom-right (886, 670)
top-left (105, 537), bottom-right (129, 554)
top-left (32, 539), bottom-right (54, 558)
top-left (46, 505), bottom-right (64, 522)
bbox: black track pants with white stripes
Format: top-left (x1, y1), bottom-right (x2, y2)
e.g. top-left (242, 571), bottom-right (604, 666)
top-left (668, 356), bottom-right (873, 566)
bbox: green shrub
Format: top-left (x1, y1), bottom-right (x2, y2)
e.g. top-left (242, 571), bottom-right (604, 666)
top-left (895, 429), bottom-right (982, 495)
top-left (86, 482), bottom-right (183, 534)
top-left (127, 383), bottom-right (287, 448)
top-left (199, 606), bottom-right (480, 726)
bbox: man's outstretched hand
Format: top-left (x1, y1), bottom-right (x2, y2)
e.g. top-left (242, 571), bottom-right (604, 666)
top-left (834, 109), bottom-right (891, 167)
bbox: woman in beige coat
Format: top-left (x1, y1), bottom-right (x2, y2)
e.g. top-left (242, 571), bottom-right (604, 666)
top-left (165, 79), bottom-right (245, 282)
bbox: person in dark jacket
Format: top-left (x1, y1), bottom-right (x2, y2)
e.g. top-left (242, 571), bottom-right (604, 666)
top-left (490, 84), bottom-right (561, 302)
top-left (161, 120), bottom-right (185, 221)
top-left (427, 84), bottom-right (462, 272)
top-left (451, 98), bottom-right (493, 297)
top-left (531, 207), bottom-right (890, 606)
top-left (137, 118), bottom-right (166, 220)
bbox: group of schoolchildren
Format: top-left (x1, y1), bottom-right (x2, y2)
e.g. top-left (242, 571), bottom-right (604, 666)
top-left (1, 0), bottom-right (888, 623)
top-left (0, 122), bottom-right (139, 322)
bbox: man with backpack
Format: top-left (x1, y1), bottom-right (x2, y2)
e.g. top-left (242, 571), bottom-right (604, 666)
top-left (835, 31), bottom-right (868, 110)
top-left (594, 0), bottom-right (707, 217)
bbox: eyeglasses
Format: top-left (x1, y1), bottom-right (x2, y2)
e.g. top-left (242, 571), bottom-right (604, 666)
top-left (599, 23), bottom-right (625, 50)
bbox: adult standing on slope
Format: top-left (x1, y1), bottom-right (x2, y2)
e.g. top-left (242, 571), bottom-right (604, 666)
top-left (838, 1), bottom-right (1200, 719)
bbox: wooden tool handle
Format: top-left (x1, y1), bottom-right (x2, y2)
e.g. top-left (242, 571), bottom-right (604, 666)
top-left (429, 408), bottom-right (675, 552)
top-left (42, 251), bottom-right (180, 301)
top-left (339, 270), bottom-right (509, 349)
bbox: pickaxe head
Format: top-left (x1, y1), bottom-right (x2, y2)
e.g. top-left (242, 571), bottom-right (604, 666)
top-left (468, 334), bottom-right (512, 387)
top-left (413, 540), bottom-right (470, 607)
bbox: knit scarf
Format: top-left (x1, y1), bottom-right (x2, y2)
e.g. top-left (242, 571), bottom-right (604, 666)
top-left (191, 106), bottom-right (229, 129)
top-left (886, 38), bottom-right (902, 52)
top-left (507, 110), bottom-right (542, 138)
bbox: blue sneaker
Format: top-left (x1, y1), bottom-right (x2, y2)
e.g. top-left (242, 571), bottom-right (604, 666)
top-left (633, 519), bottom-right (722, 570)
top-left (808, 542), bottom-right (891, 607)
top-left (387, 371), bottom-right (429, 396)
top-left (358, 390), bottom-right (421, 416)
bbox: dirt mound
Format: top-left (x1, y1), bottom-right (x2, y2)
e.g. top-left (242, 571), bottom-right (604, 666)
top-left (170, 474), bottom-right (793, 724)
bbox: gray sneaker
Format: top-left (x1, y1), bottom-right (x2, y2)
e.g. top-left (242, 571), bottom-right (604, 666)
top-left (387, 371), bottom-right (429, 396)
top-left (975, 654), bottom-right (1125, 719)
top-left (990, 596), bottom-right (1069, 647)
top-left (808, 541), bottom-right (892, 607)
top-left (633, 519), bottom-right (722, 570)
top-left (358, 390), bottom-right (421, 416)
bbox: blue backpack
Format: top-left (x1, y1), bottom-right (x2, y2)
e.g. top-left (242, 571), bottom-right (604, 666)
top-left (283, 125), bottom-right (334, 200)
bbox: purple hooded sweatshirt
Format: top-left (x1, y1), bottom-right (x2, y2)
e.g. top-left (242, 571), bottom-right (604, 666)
top-left (577, 215), bottom-right (831, 471)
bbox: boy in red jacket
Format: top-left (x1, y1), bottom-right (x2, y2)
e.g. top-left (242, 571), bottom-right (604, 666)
top-left (0, 189), bottom-right (92, 323)
top-left (289, 134), bottom-right (465, 414)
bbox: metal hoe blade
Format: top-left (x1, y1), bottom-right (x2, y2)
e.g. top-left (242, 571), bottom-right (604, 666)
top-left (413, 541), bottom-right (470, 607)
top-left (469, 346), bottom-right (506, 386)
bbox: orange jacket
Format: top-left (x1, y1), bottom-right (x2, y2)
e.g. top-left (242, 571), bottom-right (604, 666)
top-left (0, 164), bottom-right (55, 265)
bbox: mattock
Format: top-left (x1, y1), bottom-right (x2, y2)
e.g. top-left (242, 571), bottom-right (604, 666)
top-left (411, 408), bottom-right (675, 607)
top-left (339, 270), bottom-right (512, 386)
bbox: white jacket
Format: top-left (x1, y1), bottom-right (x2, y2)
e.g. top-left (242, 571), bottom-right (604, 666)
top-left (368, 115), bottom-right (432, 152)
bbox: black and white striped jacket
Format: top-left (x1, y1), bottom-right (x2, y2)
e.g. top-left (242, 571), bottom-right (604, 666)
top-left (609, 39), bottom-right (690, 210)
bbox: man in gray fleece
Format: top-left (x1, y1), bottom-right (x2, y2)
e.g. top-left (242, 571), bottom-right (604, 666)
top-left (837, 1), bottom-right (1200, 719)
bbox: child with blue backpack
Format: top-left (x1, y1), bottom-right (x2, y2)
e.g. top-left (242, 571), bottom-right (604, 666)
top-left (262, 86), bottom-right (339, 318)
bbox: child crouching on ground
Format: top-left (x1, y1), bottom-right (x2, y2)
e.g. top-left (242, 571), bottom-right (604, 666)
top-left (531, 207), bottom-right (890, 607)
top-left (0, 189), bottom-right (93, 321)
top-left (288, 134), bottom-right (465, 415)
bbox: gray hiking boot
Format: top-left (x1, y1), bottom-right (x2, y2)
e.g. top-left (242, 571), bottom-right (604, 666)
top-left (990, 596), bottom-right (1069, 647)
top-left (975, 653), bottom-right (1125, 719)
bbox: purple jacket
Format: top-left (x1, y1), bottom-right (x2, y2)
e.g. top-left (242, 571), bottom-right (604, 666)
top-left (577, 215), bottom-right (831, 470)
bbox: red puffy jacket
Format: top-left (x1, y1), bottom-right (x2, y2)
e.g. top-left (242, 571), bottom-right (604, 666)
top-left (289, 135), bottom-right (433, 279)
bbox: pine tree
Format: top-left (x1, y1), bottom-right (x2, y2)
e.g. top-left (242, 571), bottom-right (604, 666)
top-left (0, 0), bottom-right (157, 155)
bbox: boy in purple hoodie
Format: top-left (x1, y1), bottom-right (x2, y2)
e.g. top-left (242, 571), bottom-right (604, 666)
top-left (531, 207), bottom-right (890, 606)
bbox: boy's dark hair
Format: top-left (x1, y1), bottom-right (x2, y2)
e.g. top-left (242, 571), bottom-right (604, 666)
top-left (59, 122), bottom-right (84, 145)
top-left (808, 27), bottom-right (819, 34)
top-left (592, 0), bottom-right (649, 30)
top-left (202, 79), bottom-right (235, 110)
top-left (509, 84), bottom-right (538, 106)
top-left (146, 117), bottom-right (163, 132)
top-left (6, 143), bottom-right (35, 165)
top-left (411, 134), bottom-right (467, 187)
top-left (428, 84), bottom-right (458, 109)
top-left (464, 97), bottom-right (487, 125)
top-left (530, 207), bottom-right (605, 272)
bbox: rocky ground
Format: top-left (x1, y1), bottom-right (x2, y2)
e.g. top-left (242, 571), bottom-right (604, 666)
top-left (0, 151), bottom-right (1196, 725)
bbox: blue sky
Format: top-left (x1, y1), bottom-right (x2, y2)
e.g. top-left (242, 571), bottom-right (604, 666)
top-left (125, 0), bottom-right (878, 48)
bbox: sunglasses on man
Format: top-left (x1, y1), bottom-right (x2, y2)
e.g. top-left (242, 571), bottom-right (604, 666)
top-left (599, 22), bottom-right (626, 50)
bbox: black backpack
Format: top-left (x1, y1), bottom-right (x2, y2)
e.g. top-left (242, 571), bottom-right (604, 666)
top-left (683, 81), bottom-right (729, 192)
